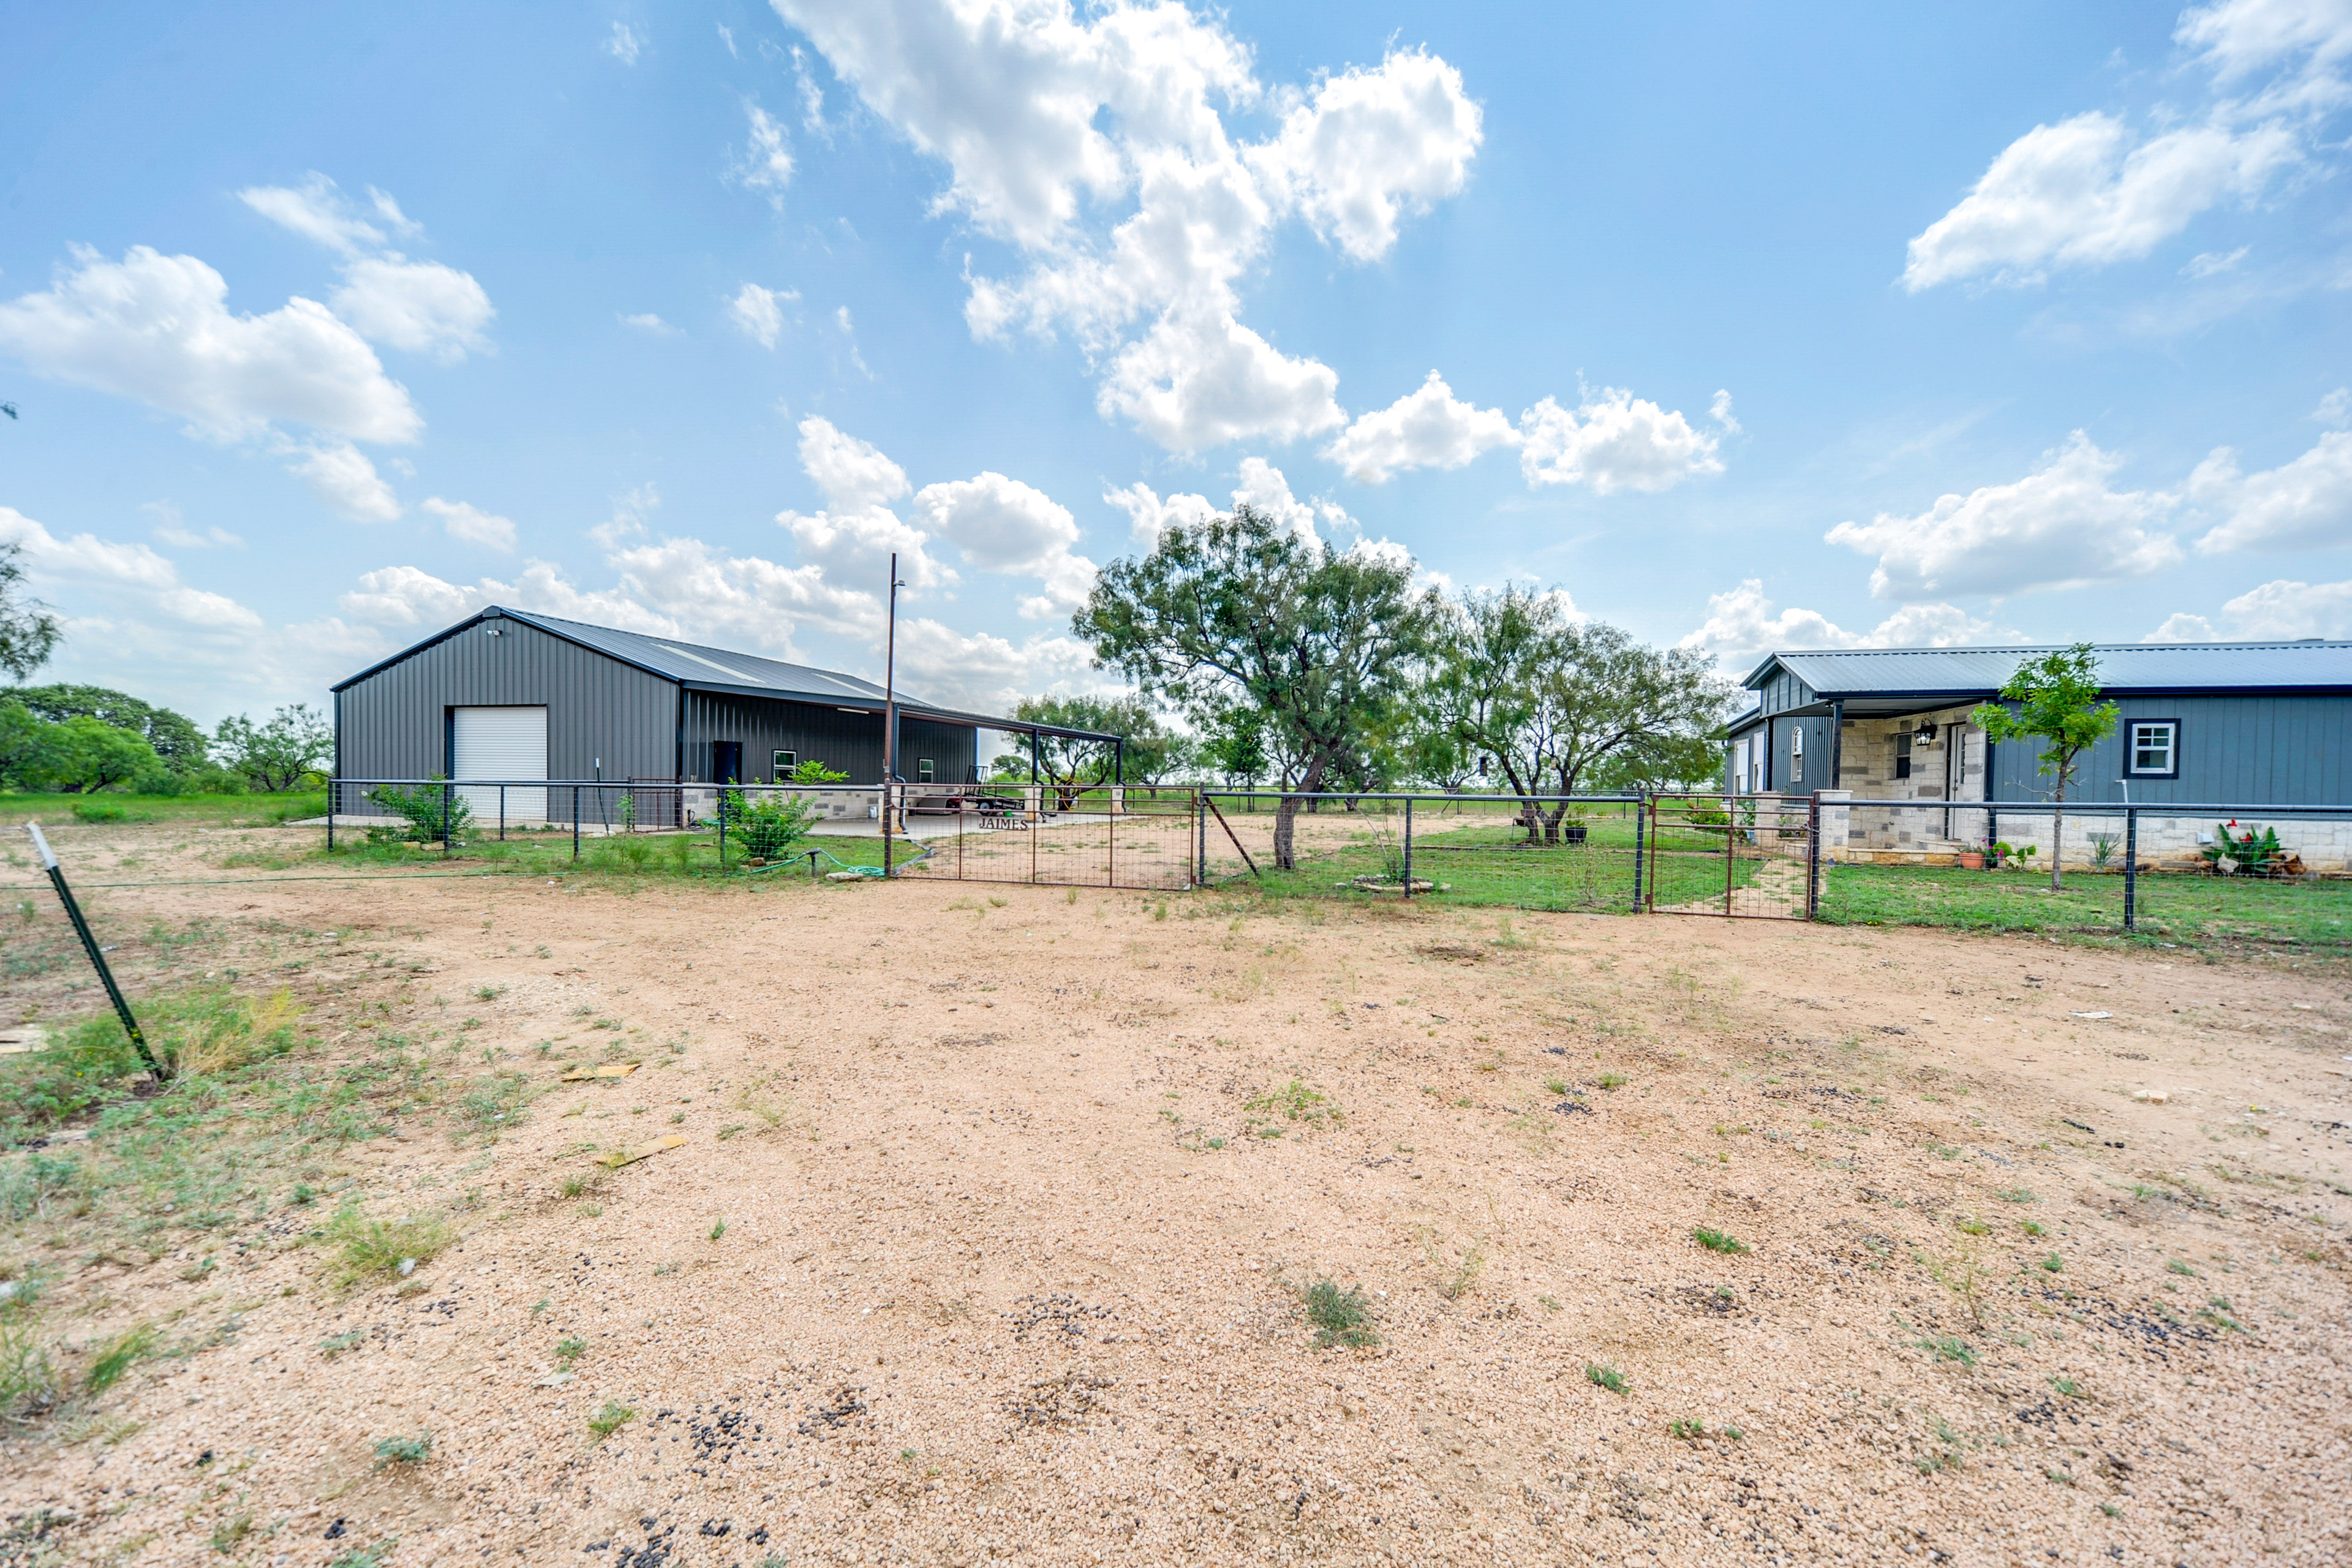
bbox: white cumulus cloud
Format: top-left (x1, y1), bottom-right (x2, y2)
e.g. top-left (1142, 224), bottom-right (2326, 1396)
top-left (2148, 575), bottom-right (2352, 641)
top-left (0, 245), bottom-right (421, 444)
top-left (911, 471), bottom-right (1097, 617)
top-left (420, 497), bottom-right (518, 551)
top-left (606, 21), bottom-right (643, 64)
top-left (2188, 428), bottom-right (2352, 551)
top-left (0, 505), bottom-right (377, 722)
top-left (1826, 432), bottom-right (2181, 598)
top-left (728, 282), bottom-right (797, 348)
top-left (1322, 371), bottom-right (1517, 483)
top-left (237, 173), bottom-right (420, 256)
top-left (1901, 112), bottom-right (2297, 290)
top-left (777, 1), bottom-right (1480, 451)
top-left (1102, 480), bottom-right (1217, 546)
top-left (331, 257), bottom-right (494, 362)
top-left (1679, 579), bottom-right (2016, 669)
top-left (279, 439), bottom-right (402, 522)
top-left (1518, 388), bottom-right (1722, 494)
top-left (1902, 1), bottom-right (2352, 291)
top-left (738, 104), bottom-right (795, 208)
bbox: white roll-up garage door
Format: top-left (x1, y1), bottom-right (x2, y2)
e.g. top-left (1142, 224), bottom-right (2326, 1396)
top-left (453, 706), bottom-right (547, 824)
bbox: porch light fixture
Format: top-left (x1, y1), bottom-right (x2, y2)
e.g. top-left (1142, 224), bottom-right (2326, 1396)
top-left (1914, 720), bottom-right (1938, 745)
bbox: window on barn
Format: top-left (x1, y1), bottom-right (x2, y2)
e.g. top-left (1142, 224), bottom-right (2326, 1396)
top-left (773, 750), bottom-right (796, 778)
top-left (918, 758), bottom-right (935, 783)
top-left (2127, 720), bottom-right (2179, 778)
top-left (1790, 726), bottom-right (1803, 785)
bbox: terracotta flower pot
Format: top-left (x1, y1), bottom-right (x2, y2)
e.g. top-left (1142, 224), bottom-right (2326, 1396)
top-left (1957, 851), bottom-right (1984, 870)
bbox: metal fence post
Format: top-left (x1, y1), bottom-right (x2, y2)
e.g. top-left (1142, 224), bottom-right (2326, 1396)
top-left (442, 782), bottom-right (453, 858)
top-left (26, 823), bottom-right (166, 1082)
top-left (1401, 797), bottom-right (1414, 899)
top-left (1806, 794), bottom-right (1823, 919)
top-left (326, 782), bottom-right (336, 853)
top-left (499, 785), bottom-right (507, 842)
top-left (2123, 807), bottom-right (2138, 932)
top-left (573, 786), bottom-right (581, 862)
top-left (1632, 794), bottom-right (1646, 913)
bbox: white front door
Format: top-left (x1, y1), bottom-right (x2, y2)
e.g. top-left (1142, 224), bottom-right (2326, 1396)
top-left (453, 706), bottom-right (548, 823)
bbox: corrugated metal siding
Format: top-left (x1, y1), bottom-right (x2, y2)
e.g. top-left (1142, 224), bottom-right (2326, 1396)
top-left (336, 617), bottom-right (677, 803)
top-left (678, 693), bottom-right (981, 784)
top-left (1987, 695), bottom-right (2350, 804)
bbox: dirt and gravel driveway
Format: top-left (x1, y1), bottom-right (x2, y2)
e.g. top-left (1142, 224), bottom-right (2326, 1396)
top-left (2, 826), bottom-right (2348, 1566)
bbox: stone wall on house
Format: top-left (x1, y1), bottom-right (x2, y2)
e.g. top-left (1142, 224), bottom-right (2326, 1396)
top-left (1827, 808), bottom-right (2352, 872)
top-left (1836, 709), bottom-right (1986, 849)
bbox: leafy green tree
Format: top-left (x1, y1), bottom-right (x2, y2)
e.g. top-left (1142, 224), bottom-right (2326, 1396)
top-left (992, 693), bottom-right (1163, 810)
top-left (0, 542), bottom-right (61, 680)
top-left (214, 703), bottom-right (333, 792)
top-left (1199, 711), bottom-right (1268, 790)
top-left (1076, 503), bottom-right (1441, 869)
top-left (1430, 587), bottom-right (1731, 842)
top-left (1970, 644), bottom-right (2117, 891)
top-left (5, 684), bottom-right (208, 771)
top-left (24, 715), bottom-right (159, 793)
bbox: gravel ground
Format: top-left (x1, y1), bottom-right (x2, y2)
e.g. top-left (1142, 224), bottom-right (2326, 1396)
top-left (2, 826), bottom-right (2348, 1566)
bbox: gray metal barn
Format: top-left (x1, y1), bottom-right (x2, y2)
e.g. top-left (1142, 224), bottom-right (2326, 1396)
top-left (331, 605), bottom-right (1112, 820)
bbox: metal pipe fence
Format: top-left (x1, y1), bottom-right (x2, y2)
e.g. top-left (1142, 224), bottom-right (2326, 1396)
top-left (317, 778), bottom-right (2352, 943)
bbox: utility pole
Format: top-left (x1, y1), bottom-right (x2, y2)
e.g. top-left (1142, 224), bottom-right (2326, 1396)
top-left (882, 552), bottom-right (905, 876)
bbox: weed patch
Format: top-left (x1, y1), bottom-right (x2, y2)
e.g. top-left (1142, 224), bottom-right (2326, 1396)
top-left (1693, 1226), bottom-right (1750, 1256)
top-left (1300, 1279), bottom-right (1378, 1349)
top-left (323, 1206), bottom-right (455, 1292)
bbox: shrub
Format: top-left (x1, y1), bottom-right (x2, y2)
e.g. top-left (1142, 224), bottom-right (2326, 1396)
top-left (366, 779), bottom-right (473, 843)
top-left (1586, 1362), bottom-right (1629, 1394)
top-left (722, 789), bottom-right (818, 861)
top-left (1693, 1226), bottom-right (1750, 1256)
top-left (0, 1320), bottom-right (59, 1422)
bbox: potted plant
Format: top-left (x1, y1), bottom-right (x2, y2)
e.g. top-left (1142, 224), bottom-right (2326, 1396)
top-left (1956, 846), bottom-right (1985, 870)
top-left (1562, 814), bottom-right (1589, 845)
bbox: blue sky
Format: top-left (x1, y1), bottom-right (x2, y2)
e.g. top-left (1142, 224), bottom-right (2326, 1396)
top-left (2, 0), bottom-right (2348, 725)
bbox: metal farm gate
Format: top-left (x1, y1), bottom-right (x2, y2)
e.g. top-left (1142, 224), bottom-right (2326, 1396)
top-left (890, 785), bottom-right (1202, 891)
top-left (1646, 794), bottom-right (1819, 919)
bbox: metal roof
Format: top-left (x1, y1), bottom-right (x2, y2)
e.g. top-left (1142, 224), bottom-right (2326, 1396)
top-left (1744, 641), bottom-right (2352, 698)
top-left (498, 608), bottom-right (897, 704)
top-left (333, 605), bottom-right (1127, 742)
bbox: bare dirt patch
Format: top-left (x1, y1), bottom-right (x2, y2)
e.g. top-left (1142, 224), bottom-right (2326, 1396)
top-left (1, 825), bottom-right (2348, 1564)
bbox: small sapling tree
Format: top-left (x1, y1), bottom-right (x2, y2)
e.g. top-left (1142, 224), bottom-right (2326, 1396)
top-left (1970, 644), bottom-right (2117, 891)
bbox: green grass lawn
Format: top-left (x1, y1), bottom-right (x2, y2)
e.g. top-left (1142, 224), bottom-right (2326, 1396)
top-left (0, 791), bottom-right (326, 828)
top-left (296, 825), bottom-right (898, 883)
top-left (1817, 859), bottom-right (2352, 948)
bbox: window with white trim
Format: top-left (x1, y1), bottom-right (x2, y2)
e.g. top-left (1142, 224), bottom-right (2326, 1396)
top-left (2127, 720), bottom-right (2178, 778)
top-left (1789, 725), bottom-right (1803, 785)
top-left (772, 749), bottom-right (796, 777)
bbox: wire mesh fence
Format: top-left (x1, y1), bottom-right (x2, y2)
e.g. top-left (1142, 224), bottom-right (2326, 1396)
top-left (1816, 798), bottom-right (2352, 946)
top-left (1193, 792), bottom-right (1646, 913)
top-left (315, 777), bottom-right (2352, 946)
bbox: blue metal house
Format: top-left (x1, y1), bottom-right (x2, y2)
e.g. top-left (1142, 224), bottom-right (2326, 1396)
top-left (1724, 639), bottom-right (2352, 808)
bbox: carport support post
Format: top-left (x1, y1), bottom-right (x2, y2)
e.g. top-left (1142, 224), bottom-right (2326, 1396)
top-left (2123, 807), bottom-right (2139, 931)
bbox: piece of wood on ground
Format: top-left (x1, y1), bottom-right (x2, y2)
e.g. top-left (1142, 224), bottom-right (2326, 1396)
top-left (561, 1061), bottom-right (640, 1082)
top-left (0, 1024), bottom-right (50, 1056)
top-left (599, 1134), bottom-right (687, 1169)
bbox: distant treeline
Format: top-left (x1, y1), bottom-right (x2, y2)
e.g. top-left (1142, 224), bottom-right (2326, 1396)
top-left (0, 684), bottom-right (331, 795)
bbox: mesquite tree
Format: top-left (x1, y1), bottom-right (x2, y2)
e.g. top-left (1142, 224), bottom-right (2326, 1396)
top-left (1430, 587), bottom-right (1731, 841)
top-left (1970, 644), bottom-right (2117, 891)
top-left (1075, 504), bottom-right (1439, 870)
